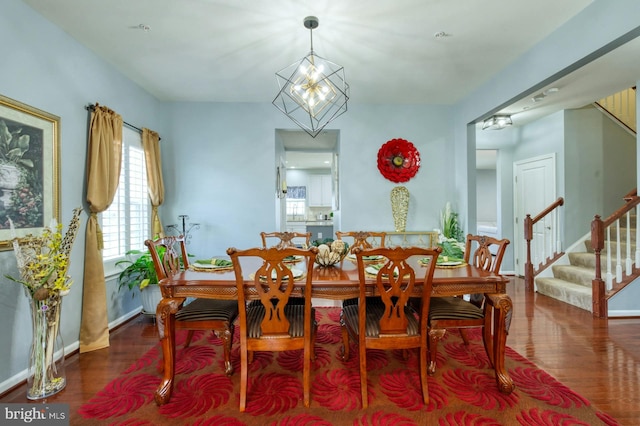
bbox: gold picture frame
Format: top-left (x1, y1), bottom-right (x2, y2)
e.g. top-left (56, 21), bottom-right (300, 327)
top-left (0, 95), bottom-right (60, 250)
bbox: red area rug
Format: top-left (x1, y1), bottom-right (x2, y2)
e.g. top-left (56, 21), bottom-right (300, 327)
top-left (76, 307), bottom-right (618, 425)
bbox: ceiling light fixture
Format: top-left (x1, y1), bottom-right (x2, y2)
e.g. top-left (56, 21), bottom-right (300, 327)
top-left (531, 93), bottom-right (546, 102)
top-left (482, 115), bottom-right (513, 130)
top-left (273, 16), bottom-right (349, 138)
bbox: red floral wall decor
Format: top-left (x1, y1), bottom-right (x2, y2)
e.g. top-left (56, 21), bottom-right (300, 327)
top-left (377, 138), bottom-right (421, 183)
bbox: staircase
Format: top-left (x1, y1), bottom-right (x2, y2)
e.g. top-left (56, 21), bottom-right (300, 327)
top-left (535, 239), bottom-right (595, 311)
top-left (534, 208), bottom-right (638, 313)
top-left (595, 86), bottom-right (636, 134)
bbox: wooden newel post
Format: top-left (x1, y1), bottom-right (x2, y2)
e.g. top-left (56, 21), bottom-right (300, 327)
top-left (591, 215), bottom-right (606, 317)
top-left (524, 214), bottom-right (534, 293)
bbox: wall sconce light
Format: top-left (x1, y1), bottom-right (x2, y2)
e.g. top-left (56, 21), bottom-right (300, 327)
top-left (482, 115), bottom-right (513, 130)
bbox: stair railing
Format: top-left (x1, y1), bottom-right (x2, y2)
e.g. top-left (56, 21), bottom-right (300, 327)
top-left (591, 189), bottom-right (640, 317)
top-left (524, 197), bottom-right (565, 292)
top-left (594, 86), bottom-right (636, 134)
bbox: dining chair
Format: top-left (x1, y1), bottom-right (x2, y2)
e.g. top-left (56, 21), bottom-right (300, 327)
top-left (227, 245), bottom-right (319, 412)
top-left (260, 231), bottom-right (312, 249)
top-left (145, 235), bottom-right (239, 376)
top-left (340, 245), bottom-right (441, 408)
top-left (428, 234), bottom-right (510, 375)
top-left (335, 231), bottom-right (386, 253)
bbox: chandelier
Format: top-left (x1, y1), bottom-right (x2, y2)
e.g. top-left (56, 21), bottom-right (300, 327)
top-left (273, 16), bottom-right (349, 138)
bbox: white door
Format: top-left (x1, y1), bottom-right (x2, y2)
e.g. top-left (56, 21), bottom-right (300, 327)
top-left (513, 154), bottom-right (556, 276)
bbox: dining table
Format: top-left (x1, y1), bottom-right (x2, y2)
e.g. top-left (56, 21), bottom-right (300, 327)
top-left (153, 254), bottom-right (514, 406)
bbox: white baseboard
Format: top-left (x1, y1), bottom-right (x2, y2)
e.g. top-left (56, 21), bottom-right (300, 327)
top-left (110, 307), bottom-right (143, 330)
top-left (608, 309), bottom-right (640, 317)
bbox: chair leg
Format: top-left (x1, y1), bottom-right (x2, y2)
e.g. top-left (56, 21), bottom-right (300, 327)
top-left (303, 341), bottom-right (311, 407)
top-left (215, 324), bottom-right (234, 376)
top-left (184, 330), bottom-right (195, 348)
top-left (482, 306), bottom-right (495, 367)
top-left (459, 328), bottom-right (470, 345)
top-left (340, 322), bottom-right (350, 361)
top-left (359, 339), bottom-right (368, 409)
top-left (239, 346), bottom-right (248, 412)
top-left (311, 319), bottom-right (317, 362)
top-left (428, 328), bottom-right (446, 375)
top-left (419, 343), bottom-right (429, 405)
top-left (339, 309), bottom-right (351, 361)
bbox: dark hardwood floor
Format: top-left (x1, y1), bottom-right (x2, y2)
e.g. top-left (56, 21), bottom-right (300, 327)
top-left (2, 277), bottom-right (639, 425)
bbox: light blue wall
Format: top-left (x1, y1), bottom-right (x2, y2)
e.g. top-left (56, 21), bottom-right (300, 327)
top-left (601, 112), bottom-right (637, 211)
top-left (476, 169), bottom-right (497, 223)
top-left (160, 102), bottom-right (454, 259)
top-left (565, 106), bottom-right (636, 243)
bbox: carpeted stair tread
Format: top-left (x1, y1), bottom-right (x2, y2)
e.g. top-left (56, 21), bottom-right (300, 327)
top-left (612, 227), bottom-right (638, 239)
top-left (551, 264), bottom-right (595, 287)
top-left (585, 241), bottom-right (637, 254)
top-left (536, 277), bottom-right (591, 311)
top-left (568, 252), bottom-right (597, 269)
top-left (542, 213), bottom-right (638, 311)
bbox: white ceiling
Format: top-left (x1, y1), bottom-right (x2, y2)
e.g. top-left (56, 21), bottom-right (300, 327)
top-left (23, 0), bottom-right (596, 106)
top-left (286, 151), bottom-right (333, 170)
top-left (22, 1), bottom-right (640, 168)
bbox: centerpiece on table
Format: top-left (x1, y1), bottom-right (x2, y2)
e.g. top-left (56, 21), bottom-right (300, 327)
top-left (4, 207), bottom-right (82, 399)
top-left (312, 238), bottom-right (349, 267)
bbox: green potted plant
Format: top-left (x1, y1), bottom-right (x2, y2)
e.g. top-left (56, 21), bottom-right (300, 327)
top-left (439, 202), bottom-right (466, 261)
top-left (440, 202), bottom-right (464, 242)
top-left (116, 249), bottom-right (162, 315)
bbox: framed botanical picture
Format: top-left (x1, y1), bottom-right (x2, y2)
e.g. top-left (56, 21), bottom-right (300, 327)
top-left (0, 95), bottom-right (60, 250)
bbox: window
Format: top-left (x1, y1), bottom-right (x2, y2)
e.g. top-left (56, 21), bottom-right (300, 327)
top-left (102, 127), bottom-right (150, 266)
top-left (286, 186), bottom-right (306, 219)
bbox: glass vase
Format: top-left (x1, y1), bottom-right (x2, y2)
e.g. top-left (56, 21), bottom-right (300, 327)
top-left (26, 292), bottom-right (66, 400)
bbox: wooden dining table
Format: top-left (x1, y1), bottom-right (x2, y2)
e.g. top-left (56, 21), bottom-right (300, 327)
top-left (153, 255), bottom-right (514, 405)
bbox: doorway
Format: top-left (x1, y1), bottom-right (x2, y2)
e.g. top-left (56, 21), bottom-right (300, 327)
top-left (476, 150), bottom-right (498, 240)
top-left (275, 129), bottom-right (340, 236)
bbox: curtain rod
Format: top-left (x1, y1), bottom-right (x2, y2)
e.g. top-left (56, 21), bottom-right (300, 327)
top-left (85, 104), bottom-right (161, 140)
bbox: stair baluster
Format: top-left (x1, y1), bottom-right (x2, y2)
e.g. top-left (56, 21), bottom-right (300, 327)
top-left (591, 189), bottom-right (640, 317)
top-left (616, 218), bottom-right (623, 284)
top-left (606, 225), bottom-right (613, 290)
top-left (524, 197), bottom-right (565, 292)
top-left (636, 203), bottom-right (640, 267)
top-left (626, 212), bottom-right (632, 275)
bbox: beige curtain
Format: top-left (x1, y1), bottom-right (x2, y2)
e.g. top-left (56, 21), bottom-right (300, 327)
top-left (142, 128), bottom-right (165, 238)
top-left (80, 105), bottom-right (123, 352)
